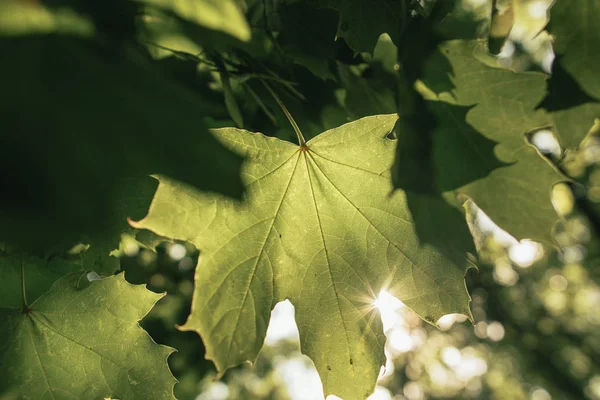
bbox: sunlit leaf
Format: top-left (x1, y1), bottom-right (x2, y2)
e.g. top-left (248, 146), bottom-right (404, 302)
top-left (133, 115), bottom-right (473, 399)
top-left (0, 1), bottom-right (94, 36)
top-left (141, 0), bottom-right (251, 41)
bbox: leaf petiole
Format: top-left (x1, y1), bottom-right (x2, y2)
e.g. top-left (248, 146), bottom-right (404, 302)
top-left (260, 78), bottom-right (306, 147)
top-left (20, 252), bottom-right (30, 313)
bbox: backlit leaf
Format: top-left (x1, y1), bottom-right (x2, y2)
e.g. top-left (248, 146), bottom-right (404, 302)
top-left (141, 0), bottom-right (251, 41)
top-left (133, 115), bottom-right (473, 399)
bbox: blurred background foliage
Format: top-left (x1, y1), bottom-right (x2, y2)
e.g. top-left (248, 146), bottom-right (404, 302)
top-left (2, 0), bottom-right (600, 399)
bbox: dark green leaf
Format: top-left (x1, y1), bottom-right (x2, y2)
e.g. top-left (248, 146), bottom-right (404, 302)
top-left (320, 0), bottom-right (410, 54)
top-left (81, 176), bottom-right (159, 276)
top-left (421, 40), bottom-right (564, 243)
top-left (0, 35), bottom-right (244, 247)
top-left (0, 273), bottom-right (176, 399)
top-left (0, 254), bottom-right (81, 308)
top-left (277, 2), bottom-right (339, 79)
top-left (547, 0), bottom-right (600, 100)
top-left (541, 58), bottom-right (600, 149)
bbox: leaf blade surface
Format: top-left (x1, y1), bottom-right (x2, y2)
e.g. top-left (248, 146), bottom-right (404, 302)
top-left (134, 115), bottom-right (473, 399)
top-left (0, 273), bottom-right (176, 399)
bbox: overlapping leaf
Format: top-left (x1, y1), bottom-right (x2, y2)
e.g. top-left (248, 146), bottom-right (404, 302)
top-left (277, 2), bottom-right (339, 79)
top-left (82, 176), bottom-right (158, 276)
top-left (419, 40), bottom-right (564, 243)
top-left (541, 0), bottom-right (600, 149)
top-left (141, 0), bottom-right (251, 41)
top-left (0, 33), bottom-right (244, 247)
top-left (548, 0), bottom-right (600, 100)
top-left (0, 254), bottom-right (81, 308)
top-left (0, 273), bottom-right (175, 399)
top-left (133, 115), bottom-right (473, 399)
top-left (541, 62), bottom-right (600, 150)
top-left (319, 0), bottom-right (411, 54)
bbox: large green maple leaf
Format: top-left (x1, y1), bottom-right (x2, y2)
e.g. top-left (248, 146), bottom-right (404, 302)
top-left (133, 115), bottom-right (473, 399)
top-left (0, 273), bottom-right (175, 399)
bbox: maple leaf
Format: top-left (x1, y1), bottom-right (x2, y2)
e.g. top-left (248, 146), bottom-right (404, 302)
top-left (141, 0), bottom-right (251, 41)
top-left (0, 273), bottom-right (176, 399)
top-left (319, 0), bottom-right (410, 54)
top-left (132, 115), bottom-right (473, 399)
top-left (420, 40), bottom-right (565, 243)
top-left (548, 0), bottom-right (600, 100)
top-left (0, 253), bottom-right (81, 308)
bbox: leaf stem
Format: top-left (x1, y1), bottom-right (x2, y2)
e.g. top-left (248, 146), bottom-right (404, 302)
top-left (20, 252), bottom-right (30, 313)
top-left (260, 78), bottom-right (306, 147)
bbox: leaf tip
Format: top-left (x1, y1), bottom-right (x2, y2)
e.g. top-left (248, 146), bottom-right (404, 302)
top-left (127, 216), bottom-right (144, 229)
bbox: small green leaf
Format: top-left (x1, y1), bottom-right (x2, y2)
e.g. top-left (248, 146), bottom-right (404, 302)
top-left (82, 176), bottom-right (159, 276)
top-left (133, 115), bottom-right (473, 399)
top-left (338, 64), bottom-right (397, 119)
top-left (0, 254), bottom-right (81, 308)
top-left (488, 1), bottom-right (514, 55)
top-left (0, 1), bottom-right (94, 37)
top-left (319, 0), bottom-right (410, 54)
top-left (548, 0), bottom-right (600, 100)
top-left (541, 59), bottom-right (600, 149)
top-left (0, 273), bottom-right (176, 399)
top-left (141, 0), bottom-right (251, 41)
top-left (221, 71), bottom-right (245, 128)
top-left (277, 2), bottom-right (339, 79)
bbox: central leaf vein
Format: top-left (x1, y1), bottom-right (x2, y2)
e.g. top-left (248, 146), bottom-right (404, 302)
top-left (303, 151), bottom-right (357, 384)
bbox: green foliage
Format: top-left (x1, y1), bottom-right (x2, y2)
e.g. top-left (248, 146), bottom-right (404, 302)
top-left (0, 273), bottom-right (176, 399)
top-left (81, 176), bottom-right (159, 276)
top-left (0, 253), bottom-right (81, 308)
top-left (1, 0), bottom-right (600, 399)
top-left (0, 2), bottom-right (244, 251)
top-left (319, 0), bottom-right (411, 54)
top-left (141, 0), bottom-right (251, 41)
top-left (420, 40), bottom-right (565, 244)
top-left (133, 115), bottom-right (473, 398)
top-left (548, 0), bottom-right (600, 100)
top-left (277, 2), bottom-right (339, 79)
